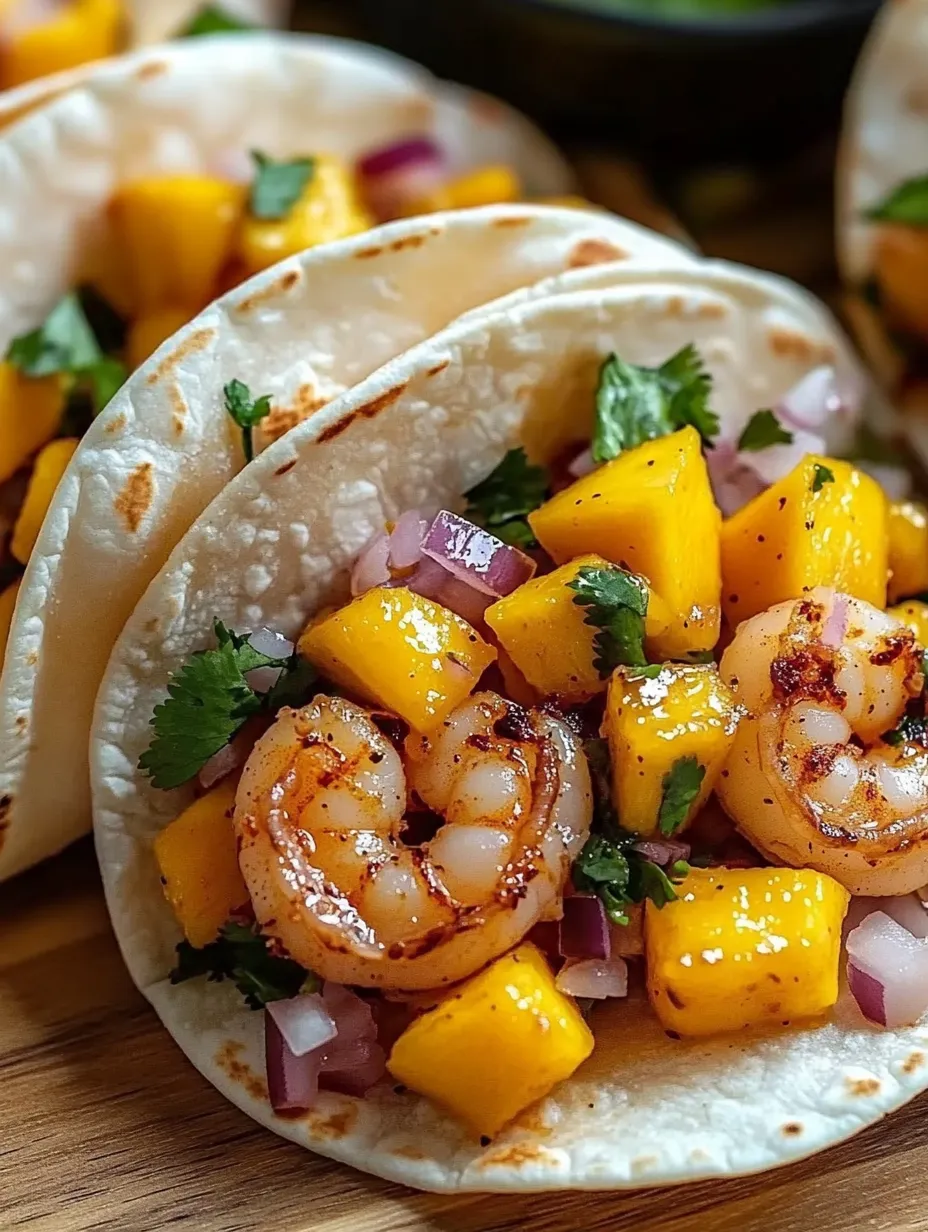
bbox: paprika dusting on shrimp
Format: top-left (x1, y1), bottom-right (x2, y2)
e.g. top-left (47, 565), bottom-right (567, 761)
top-left (235, 691), bottom-right (592, 990)
top-left (718, 587), bottom-right (928, 895)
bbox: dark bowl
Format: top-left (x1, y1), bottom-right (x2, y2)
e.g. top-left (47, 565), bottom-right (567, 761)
top-left (358, 0), bottom-right (882, 167)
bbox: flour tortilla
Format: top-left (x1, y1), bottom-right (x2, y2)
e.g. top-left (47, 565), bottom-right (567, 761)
top-left (91, 269), bottom-right (923, 1193)
top-left (0, 77), bottom-right (691, 885)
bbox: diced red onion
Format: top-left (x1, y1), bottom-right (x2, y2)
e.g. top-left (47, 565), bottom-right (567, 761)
top-left (745, 427), bottom-right (827, 488)
top-left (244, 629), bottom-right (293, 694)
top-left (357, 136), bottom-right (444, 180)
top-left (707, 440), bottom-right (767, 518)
top-left (389, 509), bottom-right (427, 570)
top-left (555, 956), bottom-right (628, 1000)
top-left (357, 137), bottom-right (446, 221)
top-left (265, 1012), bottom-right (323, 1114)
top-left (351, 532), bottom-right (391, 596)
top-left (558, 894), bottom-right (611, 960)
top-left (820, 591), bottom-right (848, 650)
top-left (567, 446), bottom-right (598, 480)
top-left (846, 910), bottom-right (928, 1028)
top-left (421, 510), bottom-right (536, 597)
top-left (407, 557), bottom-right (494, 626)
top-left (267, 992), bottom-right (337, 1058)
top-left (632, 839), bottom-right (691, 867)
top-left (528, 919), bottom-right (561, 960)
top-left (777, 366), bottom-right (845, 432)
top-left (198, 740), bottom-right (243, 791)
top-left (318, 984), bottom-right (385, 1097)
top-left (210, 148), bottom-right (256, 185)
top-left (847, 895), bottom-right (928, 940)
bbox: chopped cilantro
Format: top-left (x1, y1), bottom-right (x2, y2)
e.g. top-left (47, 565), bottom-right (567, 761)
top-left (171, 920), bottom-right (314, 1009)
top-left (224, 378), bottom-right (272, 462)
top-left (463, 447), bottom-right (549, 549)
top-left (882, 709), bottom-right (928, 748)
top-left (591, 343), bottom-right (717, 464)
top-left (87, 355), bottom-right (129, 411)
top-left (568, 565), bottom-right (649, 676)
top-left (180, 4), bottom-right (255, 34)
top-left (658, 756), bottom-right (705, 837)
top-left (811, 463), bottom-right (835, 493)
top-left (248, 151), bottom-right (315, 221)
top-left (572, 833), bottom-right (634, 924)
top-left (865, 176), bottom-right (928, 227)
top-left (737, 409), bottom-right (793, 452)
top-left (263, 655), bottom-right (319, 712)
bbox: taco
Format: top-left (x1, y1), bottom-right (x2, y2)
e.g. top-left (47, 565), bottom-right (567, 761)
top-left (90, 258), bottom-right (928, 1193)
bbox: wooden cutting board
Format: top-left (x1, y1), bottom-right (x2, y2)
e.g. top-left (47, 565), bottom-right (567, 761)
top-left (1, 839), bottom-right (927, 1232)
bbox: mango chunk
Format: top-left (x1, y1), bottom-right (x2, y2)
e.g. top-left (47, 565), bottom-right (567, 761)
top-left (0, 362), bottom-right (64, 485)
top-left (126, 306), bottom-right (192, 371)
top-left (237, 154), bottom-right (374, 276)
top-left (387, 944), bottom-right (593, 1138)
top-left (720, 456), bottom-right (887, 625)
top-left (153, 779), bottom-right (247, 949)
top-left (529, 427), bottom-right (721, 658)
top-left (485, 554), bottom-right (671, 700)
top-left (646, 867), bottom-right (849, 1037)
top-left (888, 500), bottom-right (928, 603)
top-left (889, 599), bottom-right (928, 647)
top-left (299, 586), bottom-right (496, 732)
top-left (0, 0), bottom-right (122, 89)
top-left (0, 580), bottom-right (20, 670)
top-left (11, 438), bottom-right (77, 564)
top-left (605, 663), bottom-right (740, 836)
top-left (111, 176), bottom-right (246, 312)
top-left (400, 165), bottom-right (522, 216)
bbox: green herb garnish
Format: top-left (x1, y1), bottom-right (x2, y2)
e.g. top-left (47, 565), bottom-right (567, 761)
top-left (464, 447), bottom-right (549, 549)
top-left (658, 756), bottom-right (705, 837)
top-left (592, 343), bottom-right (717, 464)
top-left (865, 176), bottom-right (928, 227)
top-left (568, 565), bottom-right (649, 676)
top-left (882, 710), bottom-right (928, 748)
top-left (171, 920), bottom-right (314, 1009)
top-left (180, 4), bottom-right (255, 35)
top-left (224, 378), bottom-right (272, 462)
top-left (811, 463), bottom-right (835, 493)
top-left (248, 151), bottom-right (315, 221)
top-left (737, 409), bottom-right (793, 452)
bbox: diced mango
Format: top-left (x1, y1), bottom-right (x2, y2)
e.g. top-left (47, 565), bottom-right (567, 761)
top-left (720, 456), bottom-right (888, 626)
top-left (153, 779), bottom-right (247, 948)
top-left (529, 427), bottom-right (721, 657)
top-left (299, 586), bottom-right (496, 732)
top-left (237, 154), bottom-right (374, 276)
top-left (0, 580), bottom-right (20, 671)
top-left (0, 0), bottom-right (123, 90)
top-left (387, 944), bottom-right (593, 1138)
top-left (645, 867), bottom-right (849, 1036)
top-left (111, 176), bottom-right (246, 312)
top-left (889, 599), bottom-right (928, 646)
top-left (126, 306), bottom-right (192, 371)
top-left (485, 554), bottom-right (671, 700)
top-left (400, 164), bottom-right (522, 217)
top-left (888, 500), bottom-right (928, 603)
top-left (0, 362), bottom-right (64, 486)
top-left (605, 663), bottom-right (740, 836)
top-left (11, 438), bottom-right (77, 564)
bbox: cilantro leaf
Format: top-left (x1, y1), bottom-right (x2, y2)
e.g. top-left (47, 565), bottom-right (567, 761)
top-left (658, 756), bottom-right (705, 837)
top-left (865, 176), bottom-right (928, 227)
top-left (224, 378), bottom-right (272, 462)
top-left (7, 292), bottom-right (102, 377)
top-left (86, 355), bottom-right (128, 411)
top-left (882, 709), bottom-right (928, 748)
top-left (811, 463), bottom-right (835, 493)
top-left (180, 4), bottom-right (255, 34)
top-left (737, 409), bottom-right (793, 452)
top-left (568, 565), bottom-right (648, 676)
top-left (248, 151), bottom-right (315, 221)
top-left (572, 834), bottom-right (633, 924)
top-left (263, 655), bottom-right (319, 712)
top-left (592, 344), bottom-right (717, 464)
top-left (171, 920), bottom-right (314, 1010)
top-left (138, 619), bottom-right (290, 790)
top-left (463, 447), bottom-right (549, 549)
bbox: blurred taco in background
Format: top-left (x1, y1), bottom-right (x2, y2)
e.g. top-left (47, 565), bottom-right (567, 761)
top-left (89, 251), bottom-right (928, 1194)
top-left (0, 26), bottom-right (696, 885)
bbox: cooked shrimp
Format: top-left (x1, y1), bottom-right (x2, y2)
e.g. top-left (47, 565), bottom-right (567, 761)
top-left (235, 691), bottom-right (592, 990)
top-left (718, 588), bottom-right (928, 895)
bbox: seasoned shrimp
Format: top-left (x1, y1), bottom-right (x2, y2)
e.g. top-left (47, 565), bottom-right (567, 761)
top-left (235, 691), bottom-right (592, 990)
top-left (718, 588), bottom-right (928, 895)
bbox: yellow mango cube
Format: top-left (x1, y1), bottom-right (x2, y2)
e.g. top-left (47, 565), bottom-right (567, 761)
top-left (387, 944), bottom-right (593, 1138)
top-left (111, 176), bottom-right (246, 312)
top-left (889, 599), bottom-right (928, 646)
top-left (0, 580), bottom-right (20, 671)
top-left (605, 663), bottom-right (740, 835)
top-left (888, 500), bottom-right (928, 603)
top-left (400, 164), bottom-right (522, 216)
top-left (299, 586), bottom-right (496, 732)
top-left (0, 362), bottom-right (64, 486)
top-left (720, 456), bottom-right (888, 626)
top-left (646, 867), bottom-right (849, 1037)
top-left (237, 154), bottom-right (374, 276)
top-left (126, 306), bottom-right (192, 371)
top-left (11, 438), bottom-right (77, 564)
top-left (485, 554), bottom-right (671, 700)
top-left (0, 0), bottom-right (122, 89)
top-left (154, 779), bottom-right (247, 948)
top-left (529, 427), bottom-right (721, 657)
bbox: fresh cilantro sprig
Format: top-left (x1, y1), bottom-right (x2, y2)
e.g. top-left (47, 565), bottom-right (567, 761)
top-left (464, 447), bottom-right (549, 549)
top-left (658, 756), bottom-right (706, 837)
top-left (181, 4), bottom-right (255, 35)
top-left (865, 176), bottom-right (928, 227)
top-left (249, 151), bottom-right (315, 221)
top-left (592, 344), bottom-right (718, 464)
top-left (737, 409), bottom-right (793, 452)
top-left (882, 709), bottom-right (928, 748)
top-left (811, 463), bottom-right (835, 493)
top-left (568, 565), bottom-right (649, 676)
top-left (224, 378), bottom-right (272, 462)
top-left (171, 920), bottom-right (315, 1009)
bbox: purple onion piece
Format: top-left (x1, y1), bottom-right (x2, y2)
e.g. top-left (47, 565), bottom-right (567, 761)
top-left (265, 1011), bottom-right (322, 1114)
top-left (558, 894), bottom-right (611, 960)
top-left (357, 136), bottom-right (444, 180)
top-left (847, 962), bottom-right (886, 1027)
top-left (421, 510), bottom-right (536, 598)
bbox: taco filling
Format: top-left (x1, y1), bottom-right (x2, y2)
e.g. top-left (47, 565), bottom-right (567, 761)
top-left (138, 341), bottom-right (928, 1140)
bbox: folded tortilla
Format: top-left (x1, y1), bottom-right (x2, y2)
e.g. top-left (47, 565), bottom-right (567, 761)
top-left (90, 259), bottom-right (923, 1194)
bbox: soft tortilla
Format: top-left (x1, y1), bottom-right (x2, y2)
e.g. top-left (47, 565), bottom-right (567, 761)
top-left (91, 269), bottom-right (923, 1193)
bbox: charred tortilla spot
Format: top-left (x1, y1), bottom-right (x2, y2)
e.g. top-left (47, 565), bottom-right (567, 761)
top-left (388, 232), bottom-right (427, 252)
top-left (568, 237), bottom-right (628, 268)
top-left (135, 59), bottom-right (168, 81)
top-left (427, 359), bottom-right (450, 377)
top-left (215, 1040), bottom-right (268, 1103)
top-left (275, 459), bottom-right (297, 477)
top-left (782, 1122), bottom-right (802, 1136)
top-left (317, 382), bottom-right (409, 443)
top-left (233, 268), bottom-right (300, 315)
top-left (145, 327), bottom-right (214, 385)
top-left (103, 412), bottom-right (127, 435)
top-left (846, 1076), bottom-right (880, 1097)
top-left (305, 1104), bottom-right (358, 1137)
top-left (768, 327), bottom-right (835, 365)
top-left (491, 214), bottom-right (532, 228)
top-left (114, 462), bottom-right (154, 533)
